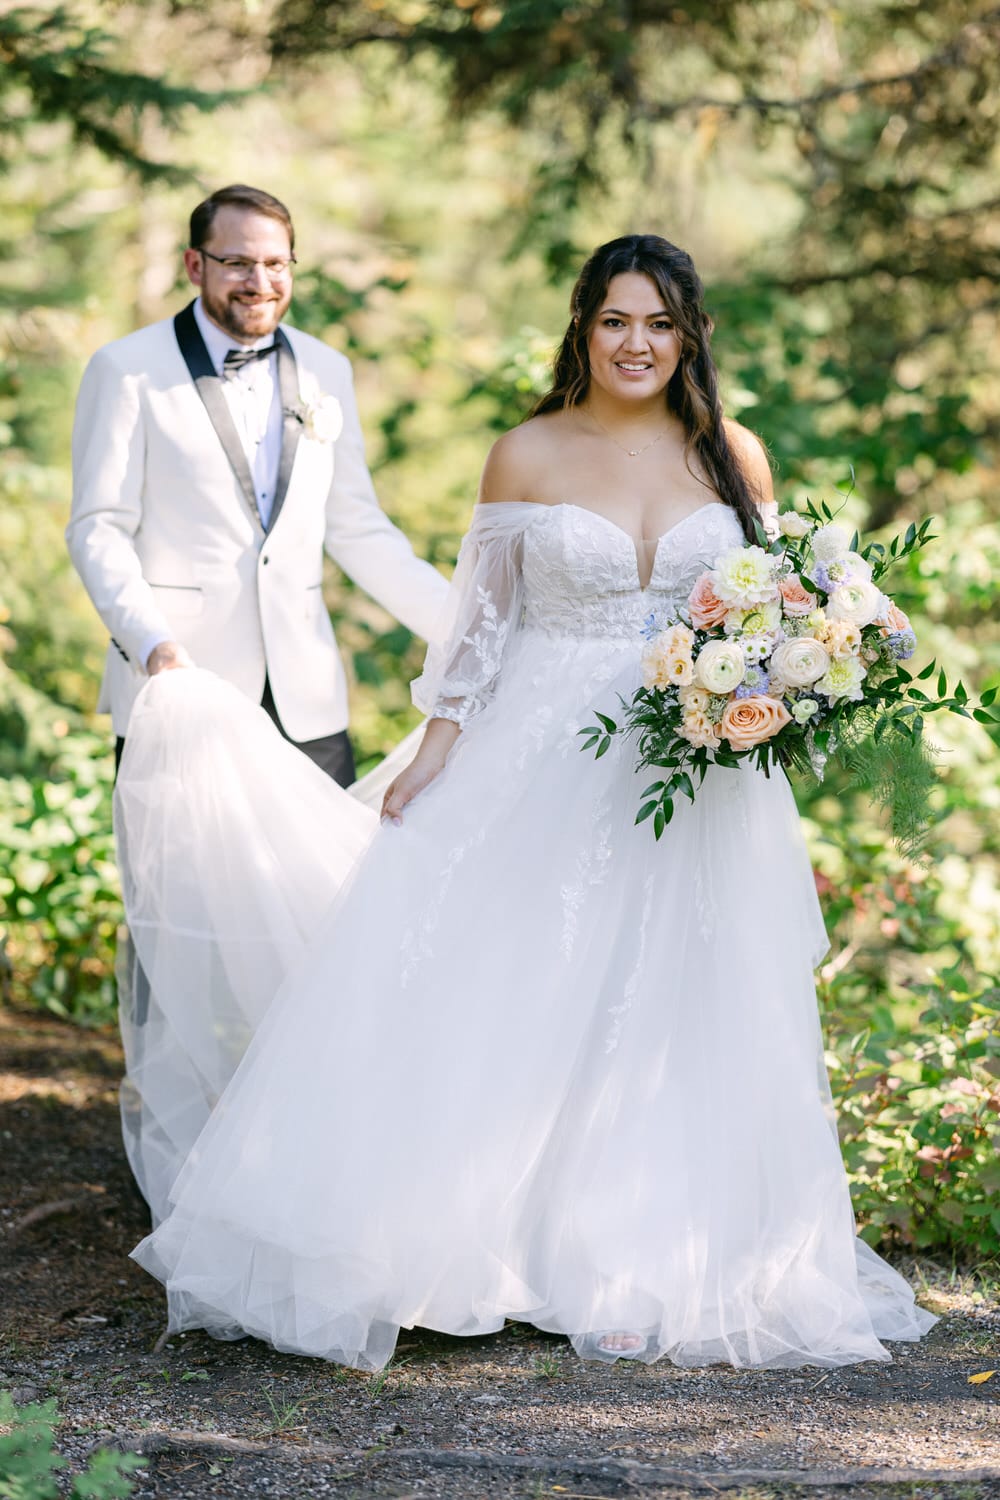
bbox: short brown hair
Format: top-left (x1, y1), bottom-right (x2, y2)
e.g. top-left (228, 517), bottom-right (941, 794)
top-left (189, 185), bottom-right (295, 251)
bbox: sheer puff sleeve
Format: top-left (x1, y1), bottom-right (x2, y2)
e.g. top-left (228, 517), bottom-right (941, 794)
top-left (410, 501), bottom-right (539, 729)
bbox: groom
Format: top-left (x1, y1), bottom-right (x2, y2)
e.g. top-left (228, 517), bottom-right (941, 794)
top-left (67, 183), bottom-right (447, 782)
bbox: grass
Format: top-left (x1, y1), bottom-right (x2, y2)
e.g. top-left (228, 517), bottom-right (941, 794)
top-left (261, 1385), bottom-right (313, 1434)
top-left (367, 1353), bottom-right (411, 1400)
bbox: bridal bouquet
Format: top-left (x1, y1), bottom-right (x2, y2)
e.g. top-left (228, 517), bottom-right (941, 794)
top-left (581, 500), bottom-right (985, 851)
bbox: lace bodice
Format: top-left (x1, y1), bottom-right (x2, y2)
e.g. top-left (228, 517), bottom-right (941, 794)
top-left (412, 500), bottom-right (746, 727)
top-left (521, 502), bottom-right (743, 639)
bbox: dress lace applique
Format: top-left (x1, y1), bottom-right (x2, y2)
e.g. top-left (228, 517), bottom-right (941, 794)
top-left (606, 870), bottom-right (656, 1054)
top-left (559, 790), bottom-right (614, 960)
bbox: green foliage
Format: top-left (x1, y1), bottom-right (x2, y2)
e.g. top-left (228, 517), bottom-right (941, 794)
top-left (0, 1390), bottom-right (144, 1499)
top-left (843, 729), bottom-right (942, 862)
top-left (0, 704), bottom-right (120, 1025)
top-left (828, 966), bottom-right (1000, 1259)
top-left (0, 5), bottom-right (233, 183)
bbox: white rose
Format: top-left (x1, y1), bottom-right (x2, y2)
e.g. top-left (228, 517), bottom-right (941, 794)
top-left (769, 637), bottom-right (831, 688)
top-left (694, 639), bottom-right (746, 694)
top-left (812, 523), bottom-right (851, 561)
top-left (301, 395), bottom-right (343, 444)
top-left (778, 511), bottom-right (811, 539)
top-left (825, 579), bottom-right (883, 628)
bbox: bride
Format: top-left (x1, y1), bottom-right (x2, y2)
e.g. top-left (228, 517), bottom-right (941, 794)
top-left (128, 233), bottom-right (935, 1371)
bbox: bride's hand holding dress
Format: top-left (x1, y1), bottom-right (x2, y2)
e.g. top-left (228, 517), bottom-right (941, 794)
top-left (380, 718), bottom-right (460, 825)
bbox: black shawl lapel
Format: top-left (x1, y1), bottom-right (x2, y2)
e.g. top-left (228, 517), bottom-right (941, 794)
top-left (173, 301), bottom-right (262, 531)
top-left (265, 328), bottom-right (301, 536)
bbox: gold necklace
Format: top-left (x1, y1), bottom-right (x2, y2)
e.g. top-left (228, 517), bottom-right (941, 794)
top-left (587, 412), bottom-right (669, 458)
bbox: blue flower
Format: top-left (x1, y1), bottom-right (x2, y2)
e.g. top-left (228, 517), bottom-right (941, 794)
top-left (735, 667), bottom-right (770, 699)
top-left (887, 629), bottom-right (917, 661)
top-left (640, 611), bottom-right (659, 641)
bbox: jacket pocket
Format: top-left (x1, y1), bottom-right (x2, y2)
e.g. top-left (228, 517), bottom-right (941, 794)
top-left (149, 582), bottom-right (204, 617)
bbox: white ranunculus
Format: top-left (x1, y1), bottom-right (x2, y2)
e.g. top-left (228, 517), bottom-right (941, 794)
top-left (812, 523), bottom-right (851, 561)
top-left (711, 546), bottom-right (779, 609)
top-left (778, 511), bottom-right (811, 539)
top-left (693, 639), bottom-right (746, 694)
top-left (825, 579), bottom-right (883, 628)
top-left (769, 637), bottom-right (831, 688)
top-left (792, 697), bottom-right (820, 724)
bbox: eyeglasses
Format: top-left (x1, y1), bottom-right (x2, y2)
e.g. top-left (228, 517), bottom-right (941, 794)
top-left (197, 250), bottom-right (297, 279)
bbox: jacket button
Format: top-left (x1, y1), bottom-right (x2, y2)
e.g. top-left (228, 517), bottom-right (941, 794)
top-left (262, 555), bottom-right (270, 565)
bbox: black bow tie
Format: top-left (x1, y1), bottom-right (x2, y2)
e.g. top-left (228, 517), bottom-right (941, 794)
top-left (223, 344), bottom-right (277, 377)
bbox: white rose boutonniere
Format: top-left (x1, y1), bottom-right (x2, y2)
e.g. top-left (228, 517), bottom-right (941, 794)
top-left (286, 394), bottom-right (343, 444)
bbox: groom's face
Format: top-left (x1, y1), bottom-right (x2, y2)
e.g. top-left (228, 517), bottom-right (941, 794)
top-left (185, 206), bottom-right (294, 343)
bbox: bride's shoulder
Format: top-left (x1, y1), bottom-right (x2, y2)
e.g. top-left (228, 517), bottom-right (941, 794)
top-left (478, 412), bottom-right (572, 504)
top-left (723, 418), bottom-right (775, 511)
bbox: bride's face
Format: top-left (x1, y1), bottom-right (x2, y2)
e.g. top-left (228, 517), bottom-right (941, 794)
top-left (585, 272), bottom-right (682, 405)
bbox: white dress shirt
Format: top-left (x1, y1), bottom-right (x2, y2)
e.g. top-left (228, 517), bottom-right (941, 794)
top-left (193, 298), bottom-right (284, 530)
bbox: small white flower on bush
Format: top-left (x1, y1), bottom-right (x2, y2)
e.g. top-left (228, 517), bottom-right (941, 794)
top-left (287, 394), bottom-right (343, 443)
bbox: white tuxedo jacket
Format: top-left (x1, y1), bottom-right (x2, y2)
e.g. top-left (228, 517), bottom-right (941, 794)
top-left (67, 301), bottom-right (449, 740)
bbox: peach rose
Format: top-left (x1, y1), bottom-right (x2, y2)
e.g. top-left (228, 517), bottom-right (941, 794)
top-left (721, 694), bottom-right (791, 750)
top-left (879, 601), bottom-right (911, 636)
top-left (778, 576), bottom-right (818, 617)
top-left (687, 572), bottom-right (730, 629)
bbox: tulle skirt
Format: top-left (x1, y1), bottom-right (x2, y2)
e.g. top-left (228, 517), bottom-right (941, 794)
top-left (129, 633), bottom-right (936, 1370)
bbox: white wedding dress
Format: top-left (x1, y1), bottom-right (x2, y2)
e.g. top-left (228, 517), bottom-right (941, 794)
top-left (128, 500), bottom-right (935, 1370)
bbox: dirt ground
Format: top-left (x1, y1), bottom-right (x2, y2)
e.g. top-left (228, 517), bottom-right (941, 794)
top-left (2, 1001), bottom-right (999, 1500)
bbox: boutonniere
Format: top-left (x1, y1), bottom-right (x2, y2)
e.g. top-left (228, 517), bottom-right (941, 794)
top-left (284, 394), bottom-right (343, 444)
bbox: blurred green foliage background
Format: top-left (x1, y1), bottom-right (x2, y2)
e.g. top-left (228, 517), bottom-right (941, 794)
top-left (1, 0), bottom-right (998, 1257)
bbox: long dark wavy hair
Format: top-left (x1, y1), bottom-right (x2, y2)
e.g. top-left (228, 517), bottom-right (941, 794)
top-left (531, 234), bottom-right (763, 543)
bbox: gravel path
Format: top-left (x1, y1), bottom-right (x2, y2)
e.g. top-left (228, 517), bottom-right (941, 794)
top-left (2, 1003), bottom-right (998, 1499)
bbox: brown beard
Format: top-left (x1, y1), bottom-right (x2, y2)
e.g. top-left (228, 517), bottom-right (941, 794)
top-left (199, 281), bottom-right (291, 343)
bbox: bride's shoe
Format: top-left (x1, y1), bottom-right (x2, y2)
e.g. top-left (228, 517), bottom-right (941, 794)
top-left (594, 1330), bottom-right (647, 1357)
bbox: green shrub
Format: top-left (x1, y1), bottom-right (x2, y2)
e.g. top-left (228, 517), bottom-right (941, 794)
top-left (0, 1391), bottom-right (144, 1499)
top-left (0, 701), bottom-right (120, 1027)
top-left (829, 965), bottom-right (1000, 1257)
